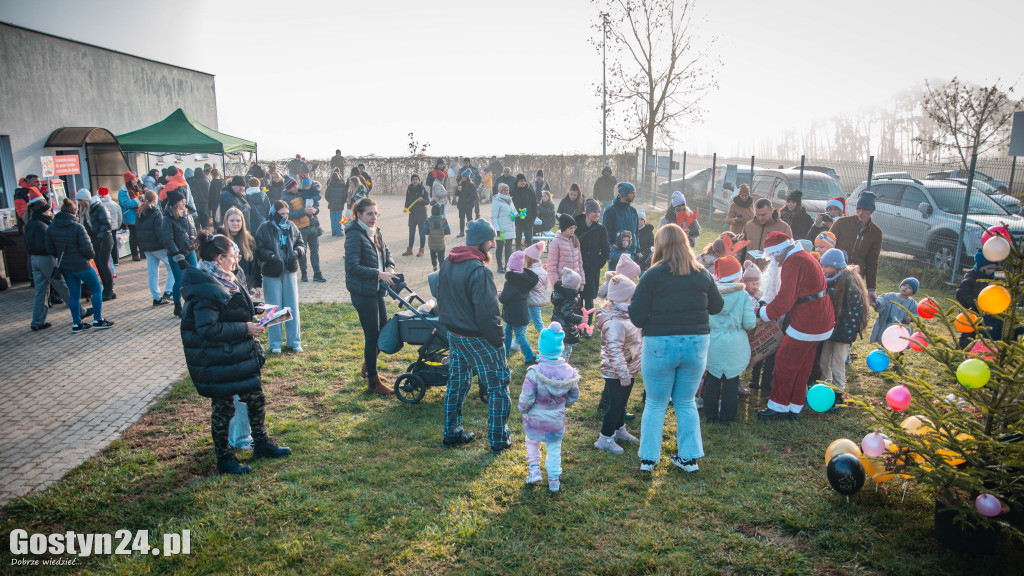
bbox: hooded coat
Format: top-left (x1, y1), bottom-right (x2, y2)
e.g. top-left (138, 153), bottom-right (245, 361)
top-left (526, 263), bottom-right (549, 308)
top-left (405, 182), bottom-right (429, 225)
top-left (546, 233), bottom-right (584, 288)
top-left (255, 217), bottom-right (305, 279)
top-left (574, 213), bottom-right (610, 300)
top-left (179, 266), bottom-right (263, 398)
top-left (597, 304), bottom-right (642, 382)
top-left (593, 173), bottom-right (617, 203)
top-left (245, 187), bottom-right (271, 234)
top-left (551, 281), bottom-right (583, 345)
top-left (780, 205), bottom-right (814, 241)
top-left (603, 197), bottom-right (638, 255)
top-left (220, 186), bottom-right (252, 229)
top-left (518, 362), bottom-right (580, 442)
top-left (135, 206), bottom-right (166, 253)
top-left (162, 205), bottom-right (198, 259)
top-left (45, 211), bottom-right (94, 272)
top-left (499, 269), bottom-right (539, 327)
top-left (707, 282), bottom-right (757, 379)
top-left (490, 193), bottom-right (516, 240)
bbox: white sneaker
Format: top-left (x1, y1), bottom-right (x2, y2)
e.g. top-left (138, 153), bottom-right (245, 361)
top-left (670, 455), bottom-right (699, 473)
top-left (695, 398), bottom-right (704, 409)
top-left (270, 348), bottom-right (282, 354)
top-left (613, 426), bottom-right (638, 443)
top-left (594, 434), bottom-right (624, 454)
top-left (639, 459), bottom-right (657, 473)
top-left (526, 464), bottom-right (542, 484)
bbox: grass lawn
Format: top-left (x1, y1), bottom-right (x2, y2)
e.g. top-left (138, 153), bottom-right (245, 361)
top-left (2, 214), bottom-right (1021, 575)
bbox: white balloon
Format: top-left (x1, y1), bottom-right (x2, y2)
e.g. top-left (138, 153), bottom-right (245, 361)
top-left (982, 236), bottom-right (1010, 262)
top-left (881, 325), bottom-right (911, 353)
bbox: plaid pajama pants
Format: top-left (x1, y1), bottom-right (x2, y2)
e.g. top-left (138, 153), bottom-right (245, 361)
top-left (443, 333), bottom-right (511, 448)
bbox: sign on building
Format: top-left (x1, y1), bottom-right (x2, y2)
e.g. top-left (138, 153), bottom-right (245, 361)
top-left (40, 155), bottom-right (81, 177)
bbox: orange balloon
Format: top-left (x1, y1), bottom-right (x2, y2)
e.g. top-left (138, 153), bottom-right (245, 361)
top-left (860, 456), bottom-right (894, 483)
top-left (978, 285), bottom-right (1011, 315)
top-left (825, 438), bottom-right (862, 467)
top-left (955, 312), bottom-right (978, 333)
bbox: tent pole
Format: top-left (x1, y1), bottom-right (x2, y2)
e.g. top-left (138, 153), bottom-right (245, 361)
top-left (221, 153), bottom-right (225, 177)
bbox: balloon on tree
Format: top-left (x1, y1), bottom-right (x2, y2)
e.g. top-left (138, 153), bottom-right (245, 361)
top-left (826, 453), bottom-right (866, 496)
top-left (976, 494), bottom-right (1002, 518)
top-left (908, 331), bottom-right (929, 351)
top-left (954, 312), bottom-right (978, 333)
top-left (886, 385), bottom-right (912, 411)
top-left (977, 285), bottom-right (1011, 315)
top-left (806, 383), bottom-right (836, 412)
top-left (861, 433), bottom-right (887, 458)
top-left (866, 349), bottom-right (890, 372)
top-left (982, 236), bottom-right (1011, 262)
top-left (981, 224), bottom-right (1010, 245)
top-left (917, 298), bottom-right (939, 319)
top-left (881, 325), bottom-right (912, 352)
top-left (956, 358), bottom-right (991, 389)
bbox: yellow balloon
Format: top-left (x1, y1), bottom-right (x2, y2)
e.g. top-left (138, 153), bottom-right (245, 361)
top-left (860, 456), bottom-right (894, 483)
top-left (825, 438), bottom-right (863, 467)
top-left (978, 285), bottom-right (1011, 315)
top-left (900, 415), bottom-right (934, 435)
top-left (936, 432), bottom-right (974, 466)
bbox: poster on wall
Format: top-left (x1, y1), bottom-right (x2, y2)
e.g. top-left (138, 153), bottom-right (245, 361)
top-left (40, 155), bottom-right (81, 177)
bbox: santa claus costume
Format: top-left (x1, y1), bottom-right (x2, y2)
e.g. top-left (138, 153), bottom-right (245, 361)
top-left (755, 232), bottom-right (834, 420)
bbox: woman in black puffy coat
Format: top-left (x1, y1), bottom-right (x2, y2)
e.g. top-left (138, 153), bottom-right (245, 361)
top-left (180, 231), bottom-right (291, 475)
top-left (345, 197), bottom-right (397, 395)
top-left (254, 200), bottom-right (305, 354)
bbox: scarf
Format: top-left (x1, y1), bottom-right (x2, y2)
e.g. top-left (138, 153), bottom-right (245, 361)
top-left (199, 259), bottom-right (240, 292)
top-left (732, 194), bottom-right (753, 208)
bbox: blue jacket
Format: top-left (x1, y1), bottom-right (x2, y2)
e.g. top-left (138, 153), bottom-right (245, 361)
top-left (604, 197), bottom-right (638, 255)
top-left (118, 185), bottom-right (140, 225)
top-left (707, 283), bottom-right (756, 378)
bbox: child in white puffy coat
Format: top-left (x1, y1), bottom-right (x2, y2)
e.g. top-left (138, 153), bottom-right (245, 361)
top-left (594, 273), bottom-right (642, 454)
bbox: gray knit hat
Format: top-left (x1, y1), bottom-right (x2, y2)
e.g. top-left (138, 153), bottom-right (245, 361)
top-left (465, 219), bottom-right (496, 246)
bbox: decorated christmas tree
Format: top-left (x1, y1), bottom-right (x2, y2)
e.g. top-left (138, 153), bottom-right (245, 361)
top-left (850, 226), bottom-right (1024, 548)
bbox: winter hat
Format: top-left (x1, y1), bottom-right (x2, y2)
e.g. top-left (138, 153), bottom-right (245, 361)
top-left (614, 253), bottom-right (641, 280)
top-left (825, 197), bottom-right (846, 213)
top-left (820, 248), bottom-right (847, 270)
top-left (431, 203), bottom-right (442, 217)
top-left (230, 175), bottom-right (246, 188)
top-left (411, 174), bottom-right (420, 181)
top-left (301, 177), bottom-right (312, 187)
top-left (604, 272), bottom-right (637, 303)
top-left (974, 248), bottom-right (995, 272)
top-left (584, 198), bottom-right (601, 214)
top-left (507, 251), bottom-right (526, 273)
top-left (538, 322), bottom-right (566, 360)
top-left (636, 208), bottom-right (646, 221)
top-left (166, 166), bottom-right (179, 176)
top-left (284, 177), bottom-right (298, 190)
top-left (557, 213), bottom-right (576, 231)
top-left (536, 169), bottom-right (544, 178)
top-left (97, 187), bottom-right (109, 197)
top-left (797, 239), bottom-right (814, 253)
top-left (741, 260), bottom-right (761, 281)
top-left (602, 166), bottom-right (612, 175)
top-left (184, 168), bottom-right (194, 179)
top-left (465, 219), bottom-right (496, 245)
top-left (714, 256), bottom-right (743, 283)
top-left (814, 231), bottom-right (837, 250)
top-left (561, 267), bottom-right (582, 290)
top-left (671, 190), bottom-right (686, 207)
top-left (165, 188), bottom-right (186, 206)
top-left (524, 241), bottom-right (544, 261)
top-left (762, 231), bottom-right (793, 256)
top-left (27, 188), bottom-right (46, 205)
top-left (617, 182), bottom-right (636, 197)
top-left (901, 277), bottom-right (920, 295)
top-left (460, 170), bottom-right (472, 180)
top-left (122, 171), bottom-right (136, 183)
top-left (516, 173), bottom-right (527, 183)
top-left (786, 190), bottom-right (803, 204)
top-left (75, 188), bottom-right (92, 202)
top-left (856, 191), bottom-right (877, 213)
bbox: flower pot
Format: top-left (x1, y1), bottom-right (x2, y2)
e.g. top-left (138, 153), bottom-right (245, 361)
top-left (934, 499), bottom-right (1001, 554)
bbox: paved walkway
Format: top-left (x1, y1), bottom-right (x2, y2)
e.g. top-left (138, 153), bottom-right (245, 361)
top-left (0, 196), bottom-right (447, 504)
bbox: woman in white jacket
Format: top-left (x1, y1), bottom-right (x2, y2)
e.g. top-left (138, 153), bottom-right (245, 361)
top-left (490, 183), bottom-right (516, 273)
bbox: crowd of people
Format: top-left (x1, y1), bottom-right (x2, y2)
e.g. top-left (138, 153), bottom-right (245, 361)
top-left (15, 151), bottom-right (1009, 485)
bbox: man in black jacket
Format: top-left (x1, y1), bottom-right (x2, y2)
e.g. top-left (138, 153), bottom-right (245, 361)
top-left (26, 201), bottom-right (70, 330)
top-left (593, 166), bottom-right (617, 205)
top-left (437, 219), bottom-right (512, 453)
top-left (510, 174), bottom-right (536, 250)
top-left (190, 168), bottom-right (211, 230)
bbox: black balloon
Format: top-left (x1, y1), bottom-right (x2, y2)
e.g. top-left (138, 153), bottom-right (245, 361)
top-left (826, 453), bottom-right (866, 496)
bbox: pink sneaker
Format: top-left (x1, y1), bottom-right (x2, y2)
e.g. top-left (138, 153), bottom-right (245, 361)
top-left (548, 476), bottom-right (560, 492)
top-left (526, 465), bottom-right (542, 484)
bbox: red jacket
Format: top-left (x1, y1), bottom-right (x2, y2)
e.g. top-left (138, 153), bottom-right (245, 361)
top-left (759, 247), bottom-right (834, 341)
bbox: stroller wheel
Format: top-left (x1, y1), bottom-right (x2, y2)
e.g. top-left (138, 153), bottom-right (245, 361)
top-left (394, 373), bottom-right (427, 404)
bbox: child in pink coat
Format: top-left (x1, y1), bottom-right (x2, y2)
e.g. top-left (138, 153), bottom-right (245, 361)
top-left (545, 214), bottom-right (584, 289)
top-left (519, 322), bottom-right (580, 492)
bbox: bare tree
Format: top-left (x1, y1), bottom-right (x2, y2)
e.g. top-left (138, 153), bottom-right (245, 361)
top-left (592, 0), bottom-right (718, 155)
top-left (916, 77), bottom-right (1023, 168)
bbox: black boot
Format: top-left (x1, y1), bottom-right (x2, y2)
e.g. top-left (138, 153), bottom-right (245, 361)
top-left (173, 302), bottom-right (182, 317)
top-left (217, 454), bottom-right (252, 475)
top-left (253, 439), bottom-right (291, 459)
top-left (704, 374), bottom-right (722, 423)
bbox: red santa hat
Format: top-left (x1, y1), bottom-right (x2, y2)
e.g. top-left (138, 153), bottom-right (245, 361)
top-left (98, 187), bottom-right (110, 197)
top-left (825, 197), bottom-right (846, 212)
top-left (123, 171), bottom-right (136, 183)
top-left (714, 256), bottom-right (743, 283)
top-left (762, 231), bottom-right (793, 256)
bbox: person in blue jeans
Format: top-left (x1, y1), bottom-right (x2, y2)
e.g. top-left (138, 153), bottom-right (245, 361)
top-left (255, 200), bottom-right (305, 353)
top-left (44, 198), bottom-right (112, 333)
top-left (628, 224), bottom-right (723, 474)
top-left (161, 189), bottom-right (198, 317)
top-left (500, 251), bottom-right (539, 366)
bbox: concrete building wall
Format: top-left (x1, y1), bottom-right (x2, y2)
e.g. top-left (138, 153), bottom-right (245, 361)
top-left (0, 22), bottom-right (217, 206)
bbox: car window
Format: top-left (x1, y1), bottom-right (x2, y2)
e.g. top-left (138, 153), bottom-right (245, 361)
top-left (872, 184), bottom-right (902, 206)
top-left (796, 178), bottom-right (843, 200)
top-left (925, 184), bottom-right (1007, 215)
top-left (772, 178), bottom-right (788, 199)
top-left (751, 175), bottom-right (773, 198)
top-left (900, 187), bottom-right (927, 209)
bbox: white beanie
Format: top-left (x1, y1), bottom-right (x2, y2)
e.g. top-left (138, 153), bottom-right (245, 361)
top-left (76, 188), bottom-right (93, 202)
top-left (671, 191), bottom-right (686, 207)
top-left (636, 208), bottom-right (646, 220)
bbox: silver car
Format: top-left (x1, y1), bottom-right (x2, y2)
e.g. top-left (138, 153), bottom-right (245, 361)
top-left (848, 176), bottom-right (1024, 271)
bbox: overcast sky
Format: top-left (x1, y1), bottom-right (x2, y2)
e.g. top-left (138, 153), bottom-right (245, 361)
top-left (1, 0), bottom-right (1020, 159)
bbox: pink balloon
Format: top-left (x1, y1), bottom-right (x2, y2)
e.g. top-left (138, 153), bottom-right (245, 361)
top-left (976, 494), bottom-right (1002, 517)
top-left (881, 325), bottom-right (911, 353)
top-left (968, 341), bottom-right (996, 361)
top-left (981, 225), bottom-right (1010, 245)
top-left (886, 385), bottom-right (912, 411)
top-left (861, 433), bottom-right (887, 458)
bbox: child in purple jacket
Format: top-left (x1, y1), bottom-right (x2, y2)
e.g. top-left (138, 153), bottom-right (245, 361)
top-left (518, 322), bottom-right (580, 492)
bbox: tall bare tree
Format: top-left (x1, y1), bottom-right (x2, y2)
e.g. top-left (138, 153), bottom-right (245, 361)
top-left (592, 0), bottom-right (718, 155)
top-left (916, 77), bottom-right (1023, 168)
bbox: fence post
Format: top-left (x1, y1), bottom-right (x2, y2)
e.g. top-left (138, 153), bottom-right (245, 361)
top-left (866, 156), bottom-right (874, 191)
top-left (798, 154), bottom-right (806, 191)
top-left (709, 153), bottom-right (717, 221)
top-left (1009, 156), bottom-right (1017, 198)
top-left (750, 155), bottom-right (755, 188)
top-left (952, 154), bottom-right (979, 282)
top-left (666, 149), bottom-right (674, 209)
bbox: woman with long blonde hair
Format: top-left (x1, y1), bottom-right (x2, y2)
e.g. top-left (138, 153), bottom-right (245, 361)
top-left (221, 206), bottom-right (260, 298)
top-left (628, 224), bottom-right (724, 474)
top-left (135, 190), bottom-right (175, 305)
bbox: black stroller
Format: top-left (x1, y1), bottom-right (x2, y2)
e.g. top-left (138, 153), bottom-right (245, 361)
top-left (378, 276), bottom-right (449, 403)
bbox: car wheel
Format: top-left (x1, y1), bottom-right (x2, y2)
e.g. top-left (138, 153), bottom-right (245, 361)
top-left (929, 237), bottom-right (960, 272)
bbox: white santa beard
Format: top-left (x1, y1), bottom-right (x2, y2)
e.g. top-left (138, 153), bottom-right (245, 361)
top-left (761, 256), bottom-right (783, 304)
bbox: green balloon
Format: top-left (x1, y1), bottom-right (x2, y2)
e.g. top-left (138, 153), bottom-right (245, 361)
top-left (956, 358), bottom-right (991, 389)
top-left (807, 383), bottom-right (836, 412)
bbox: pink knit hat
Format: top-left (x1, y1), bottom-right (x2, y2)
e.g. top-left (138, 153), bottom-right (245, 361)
top-left (507, 251), bottom-right (526, 273)
top-left (523, 241), bottom-right (544, 261)
top-left (614, 253), bottom-right (641, 280)
top-left (741, 260), bottom-right (761, 281)
top-left (604, 272), bottom-right (636, 303)
top-left (561, 267), bottom-right (582, 290)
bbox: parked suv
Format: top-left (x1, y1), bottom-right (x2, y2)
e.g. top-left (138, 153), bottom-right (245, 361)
top-left (787, 165), bottom-right (841, 185)
top-left (926, 169), bottom-right (1009, 193)
top-left (940, 178), bottom-right (1022, 215)
top-left (848, 176), bottom-right (1024, 271)
top-left (744, 169), bottom-right (845, 216)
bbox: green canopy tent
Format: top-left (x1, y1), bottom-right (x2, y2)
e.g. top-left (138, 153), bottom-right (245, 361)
top-left (116, 108), bottom-right (257, 173)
